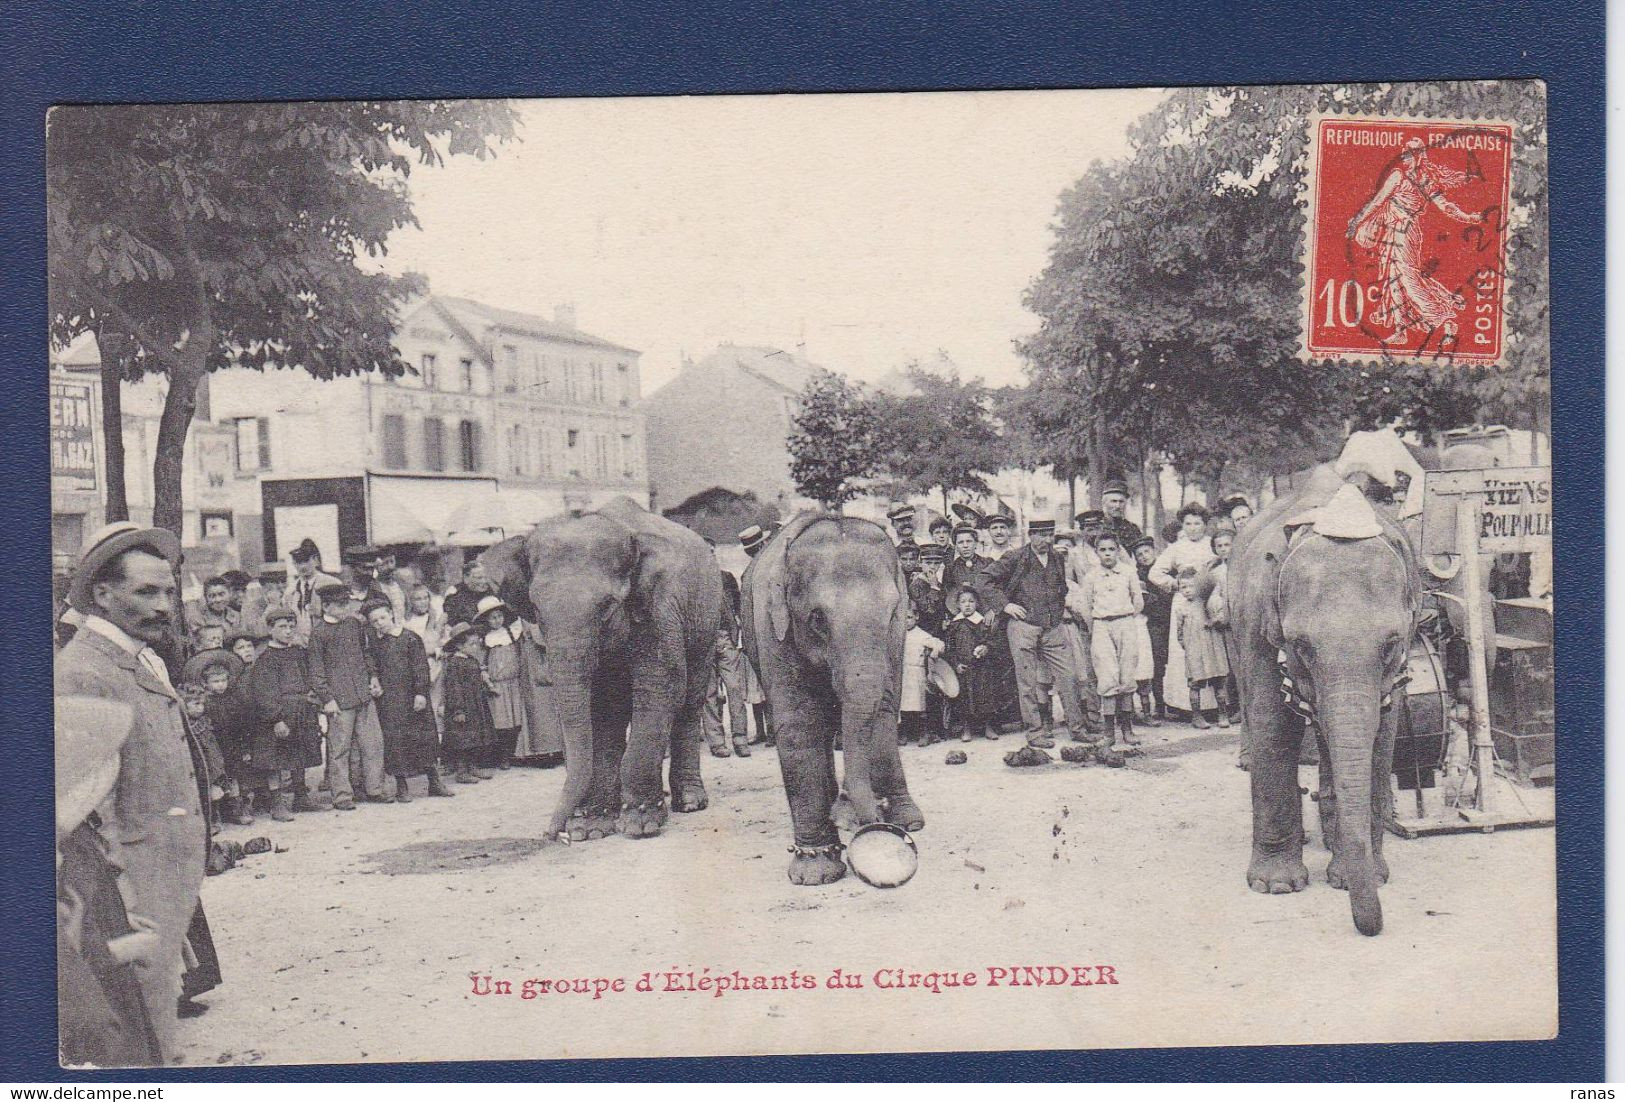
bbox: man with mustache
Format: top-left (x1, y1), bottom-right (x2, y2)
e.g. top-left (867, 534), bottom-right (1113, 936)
top-left (55, 522), bottom-right (208, 1063)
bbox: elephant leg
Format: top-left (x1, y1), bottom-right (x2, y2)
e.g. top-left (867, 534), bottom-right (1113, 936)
top-left (619, 651), bottom-right (681, 838)
top-left (574, 671), bottom-right (629, 842)
top-left (773, 671), bottom-right (845, 885)
top-left (1240, 644), bottom-right (1309, 895)
top-left (870, 708), bottom-right (924, 832)
top-left (667, 650), bottom-right (711, 813)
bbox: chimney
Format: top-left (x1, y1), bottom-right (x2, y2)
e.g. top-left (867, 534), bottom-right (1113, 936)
top-left (554, 303), bottom-right (577, 329)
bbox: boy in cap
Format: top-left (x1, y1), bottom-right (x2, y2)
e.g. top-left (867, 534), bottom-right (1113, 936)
top-left (306, 584), bottom-right (386, 809)
top-left (246, 607), bottom-right (325, 812)
top-left (1068, 533), bottom-right (1144, 755)
top-left (914, 542), bottom-right (949, 631)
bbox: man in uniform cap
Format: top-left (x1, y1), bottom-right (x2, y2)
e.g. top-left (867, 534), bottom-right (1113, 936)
top-left (342, 545), bottom-right (389, 608)
top-left (885, 504), bottom-right (917, 546)
top-left (982, 517), bottom-right (1093, 749)
top-left (55, 522), bottom-right (206, 1062)
top-left (980, 512), bottom-right (1016, 560)
top-left (1099, 479), bottom-right (1145, 548)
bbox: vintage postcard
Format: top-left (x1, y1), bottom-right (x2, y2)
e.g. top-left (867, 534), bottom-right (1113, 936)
top-left (48, 80), bottom-right (1555, 1068)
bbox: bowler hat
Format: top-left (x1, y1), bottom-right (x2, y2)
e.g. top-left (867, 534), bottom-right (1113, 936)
top-left (181, 647), bottom-right (244, 687)
top-left (288, 538), bottom-right (321, 564)
top-left (68, 521), bottom-right (181, 613)
top-left (1101, 479), bottom-right (1130, 498)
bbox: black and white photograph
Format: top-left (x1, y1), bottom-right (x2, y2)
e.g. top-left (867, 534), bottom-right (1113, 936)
top-left (47, 81), bottom-right (1557, 1068)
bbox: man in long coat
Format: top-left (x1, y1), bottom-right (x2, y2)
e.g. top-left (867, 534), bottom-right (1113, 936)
top-left (55, 522), bottom-right (207, 1063)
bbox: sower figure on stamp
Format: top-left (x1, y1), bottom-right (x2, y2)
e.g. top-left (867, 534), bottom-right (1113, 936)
top-left (982, 517), bottom-right (1092, 750)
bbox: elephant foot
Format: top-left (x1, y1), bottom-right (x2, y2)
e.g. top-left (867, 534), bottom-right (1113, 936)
top-left (1247, 849), bottom-right (1309, 895)
top-left (787, 842), bottom-right (847, 886)
top-left (566, 807), bottom-right (619, 842)
top-left (617, 798), bottom-right (669, 839)
top-left (672, 783), bottom-right (709, 814)
top-left (1327, 852), bottom-right (1390, 890)
top-left (882, 795), bottom-right (925, 832)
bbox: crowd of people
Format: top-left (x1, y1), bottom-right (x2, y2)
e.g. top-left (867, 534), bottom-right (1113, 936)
top-left (876, 480), bottom-right (1254, 768)
top-left (51, 485), bottom-right (1248, 1066)
top-left (51, 529), bottom-right (583, 1066)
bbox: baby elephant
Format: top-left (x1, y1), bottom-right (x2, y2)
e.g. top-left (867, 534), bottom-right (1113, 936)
top-left (740, 513), bottom-right (924, 885)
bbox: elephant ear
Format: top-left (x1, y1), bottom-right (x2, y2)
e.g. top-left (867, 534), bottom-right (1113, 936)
top-left (480, 535), bottom-right (535, 619)
top-left (758, 511), bottom-right (825, 643)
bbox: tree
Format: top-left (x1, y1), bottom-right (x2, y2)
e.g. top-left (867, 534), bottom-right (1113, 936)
top-left (47, 100), bottom-right (518, 536)
top-left (868, 359), bottom-right (1006, 511)
top-left (786, 369), bottom-right (880, 509)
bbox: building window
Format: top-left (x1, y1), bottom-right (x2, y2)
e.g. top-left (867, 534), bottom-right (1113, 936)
top-left (421, 353), bottom-right (438, 390)
top-left (459, 358), bottom-right (475, 393)
top-left (537, 427), bottom-right (553, 475)
top-left (590, 362), bottom-right (605, 403)
top-left (616, 361), bottom-right (631, 406)
top-left (422, 418), bottom-right (445, 471)
top-left (621, 433), bottom-right (636, 479)
top-left (458, 420), bottom-right (482, 472)
top-left (234, 417), bottom-right (271, 471)
top-left (592, 433), bottom-right (610, 478)
top-left (501, 345), bottom-right (519, 393)
top-left (564, 360), bottom-right (580, 402)
top-left (200, 511), bottom-right (234, 540)
top-left (381, 414), bottom-right (407, 468)
top-left (508, 423), bottom-right (527, 476)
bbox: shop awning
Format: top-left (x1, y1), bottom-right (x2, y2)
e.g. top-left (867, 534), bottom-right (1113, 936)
top-left (366, 473), bottom-right (501, 545)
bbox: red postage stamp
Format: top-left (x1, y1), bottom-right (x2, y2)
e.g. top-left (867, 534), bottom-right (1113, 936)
top-left (1303, 114), bottom-right (1514, 366)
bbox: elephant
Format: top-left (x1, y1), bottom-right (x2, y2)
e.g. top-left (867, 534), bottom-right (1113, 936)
top-left (1226, 465), bottom-right (1422, 936)
top-left (740, 512), bottom-right (924, 885)
top-left (481, 496), bottom-right (722, 843)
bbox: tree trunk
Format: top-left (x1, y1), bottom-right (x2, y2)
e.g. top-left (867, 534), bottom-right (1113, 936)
top-left (1137, 449), bottom-right (1150, 531)
top-left (97, 332), bottom-right (129, 523)
top-left (1067, 475), bottom-right (1076, 520)
top-left (1087, 409), bottom-right (1107, 509)
top-left (150, 332), bottom-right (211, 538)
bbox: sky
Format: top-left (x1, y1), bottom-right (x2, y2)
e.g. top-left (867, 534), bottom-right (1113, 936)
top-left (381, 88), bottom-right (1165, 394)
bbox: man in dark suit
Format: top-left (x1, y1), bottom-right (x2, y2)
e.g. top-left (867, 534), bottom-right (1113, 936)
top-left (703, 562), bottom-right (751, 758)
top-left (981, 518), bottom-right (1091, 749)
top-left (1100, 478), bottom-right (1145, 548)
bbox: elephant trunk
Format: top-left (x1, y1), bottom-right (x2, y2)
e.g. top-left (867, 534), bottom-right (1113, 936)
top-left (1321, 682), bottom-right (1383, 936)
top-left (833, 658), bottom-right (890, 825)
top-left (546, 674), bottom-right (596, 835)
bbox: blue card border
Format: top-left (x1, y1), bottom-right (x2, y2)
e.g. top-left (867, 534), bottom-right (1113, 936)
top-left (2, 0), bottom-right (1603, 1082)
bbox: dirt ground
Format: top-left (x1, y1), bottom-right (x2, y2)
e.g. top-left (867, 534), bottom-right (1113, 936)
top-left (180, 721), bottom-right (1557, 1067)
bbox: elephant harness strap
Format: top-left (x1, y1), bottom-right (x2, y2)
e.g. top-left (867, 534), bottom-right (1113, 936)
top-left (1273, 526), bottom-right (1412, 730)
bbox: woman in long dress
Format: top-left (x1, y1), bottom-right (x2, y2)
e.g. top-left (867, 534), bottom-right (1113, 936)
top-left (1149, 504), bottom-right (1219, 714)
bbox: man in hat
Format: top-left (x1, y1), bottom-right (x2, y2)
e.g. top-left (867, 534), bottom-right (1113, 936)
top-left (981, 512), bottom-right (1016, 560)
top-left (342, 545), bottom-right (390, 608)
top-left (941, 523), bottom-right (991, 614)
top-left (736, 525), bottom-right (772, 743)
top-left (284, 540), bottom-right (340, 645)
top-left (703, 563), bottom-right (751, 758)
top-left (885, 504), bottom-right (917, 547)
top-left (982, 517), bottom-right (1092, 749)
top-left (1099, 479), bottom-right (1145, 547)
top-left (912, 542), bottom-right (949, 632)
top-left (54, 522), bottom-right (206, 1061)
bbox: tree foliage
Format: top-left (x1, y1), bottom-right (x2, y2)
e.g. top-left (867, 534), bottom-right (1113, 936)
top-left (787, 369), bottom-right (881, 509)
top-left (867, 359), bottom-right (1006, 503)
top-left (1020, 80), bottom-right (1549, 497)
top-left (47, 99), bottom-right (519, 534)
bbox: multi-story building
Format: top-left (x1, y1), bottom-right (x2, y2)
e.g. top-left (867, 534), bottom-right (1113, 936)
top-left (641, 343), bottom-right (820, 517)
top-left (50, 295), bottom-right (649, 584)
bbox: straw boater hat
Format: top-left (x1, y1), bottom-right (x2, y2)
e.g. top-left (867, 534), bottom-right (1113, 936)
top-left (180, 647), bottom-right (244, 687)
top-left (441, 621), bottom-right (482, 653)
top-left (1027, 517), bottom-right (1056, 535)
top-left (475, 594), bottom-right (508, 621)
top-left (981, 512), bottom-right (1013, 531)
top-left (55, 696), bottom-right (135, 840)
top-left (948, 502), bottom-right (984, 528)
top-left (67, 521), bottom-right (181, 613)
top-left (737, 525), bottom-right (768, 557)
